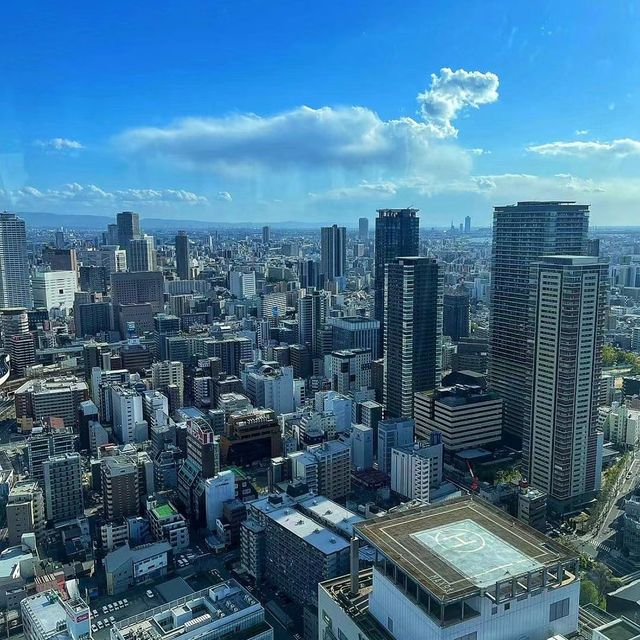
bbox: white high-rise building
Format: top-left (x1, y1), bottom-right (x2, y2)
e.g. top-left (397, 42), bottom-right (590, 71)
top-left (204, 470), bottom-right (236, 531)
top-left (324, 348), bottom-right (372, 393)
top-left (111, 385), bottom-right (147, 444)
top-left (32, 270), bottom-right (77, 314)
top-left (241, 361), bottom-right (295, 415)
top-left (390, 441), bottom-right (443, 502)
top-left (229, 270), bottom-right (256, 299)
top-left (525, 256), bottom-right (607, 513)
top-left (0, 213), bottom-right (31, 308)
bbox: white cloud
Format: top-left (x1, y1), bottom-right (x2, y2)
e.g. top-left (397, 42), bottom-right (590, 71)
top-left (527, 138), bottom-right (640, 157)
top-left (309, 180), bottom-right (398, 202)
top-left (116, 68), bottom-right (499, 175)
top-left (575, 129), bottom-right (589, 136)
top-left (34, 138), bottom-right (84, 151)
top-left (216, 191), bottom-right (232, 202)
top-left (0, 183), bottom-right (208, 208)
top-left (416, 67), bottom-right (499, 138)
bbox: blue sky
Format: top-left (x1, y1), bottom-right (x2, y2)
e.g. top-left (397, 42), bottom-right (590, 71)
top-left (1, 0), bottom-right (640, 226)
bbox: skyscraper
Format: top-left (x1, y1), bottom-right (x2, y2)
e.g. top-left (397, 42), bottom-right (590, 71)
top-left (358, 217), bottom-right (369, 241)
top-left (126, 235), bottom-right (156, 272)
top-left (443, 290), bottom-right (470, 341)
top-left (464, 215), bottom-right (471, 233)
top-left (489, 201), bottom-right (589, 442)
top-left (262, 225), bottom-right (271, 244)
top-left (374, 209), bottom-right (419, 354)
top-left (384, 257), bottom-right (442, 418)
top-left (297, 289), bottom-right (327, 357)
top-left (320, 225), bottom-right (346, 284)
top-left (525, 256), bottom-right (607, 513)
top-left (0, 213), bottom-right (31, 308)
top-left (175, 231), bottom-right (190, 280)
top-left (116, 211), bottom-right (140, 248)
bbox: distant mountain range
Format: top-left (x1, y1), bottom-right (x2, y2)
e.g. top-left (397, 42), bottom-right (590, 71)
top-left (17, 211), bottom-right (323, 230)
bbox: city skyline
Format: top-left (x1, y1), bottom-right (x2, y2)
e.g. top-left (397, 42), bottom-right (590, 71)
top-left (2, 2), bottom-right (640, 225)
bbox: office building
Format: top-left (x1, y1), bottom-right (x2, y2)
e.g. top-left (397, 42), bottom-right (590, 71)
top-left (0, 213), bottom-right (31, 308)
top-left (319, 496), bottom-right (580, 640)
top-left (147, 497), bottom-right (189, 551)
top-left (443, 291), bottom-right (470, 341)
top-left (204, 335), bottom-right (253, 376)
top-left (320, 224), bottom-right (346, 284)
top-left (151, 360), bottom-right (185, 406)
top-left (329, 316), bottom-right (381, 360)
top-left (325, 348), bottom-right (372, 394)
top-left (175, 230), bottom-right (190, 280)
top-left (32, 270), bottom-right (77, 313)
top-left (79, 264), bottom-right (110, 293)
top-left (464, 215), bottom-right (471, 233)
top-left (111, 270), bottom-right (164, 312)
top-left (229, 270), bottom-right (257, 299)
top-left (262, 225), bottom-right (271, 244)
top-left (110, 385), bottom-right (147, 444)
top-left (0, 306), bottom-right (28, 341)
top-left (9, 333), bottom-right (36, 377)
top-left (204, 470), bottom-right (236, 530)
top-left (111, 580), bottom-right (272, 640)
top-left (222, 408), bottom-right (281, 466)
top-left (374, 208), bottom-right (419, 352)
top-left (16, 377), bottom-right (89, 431)
top-left (26, 423), bottom-right (75, 485)
top-left (358, 217), bottom-right (369, 241)
top-left (351, 424), bottom-right (374, 470)
top-left (377, 417), bottom-right (414, 475)
top-left (104, 541), bottom-right (171, 595)
top-left (42, 246), bottom-right (77, 272)
top-left (525, 256), bottom-right (607, 513)
top-left (154, 313), bottom-right (181, 360)
top-left (295, 440), bottom-right (351, 500)
top-left (390, 440), bottom-right (443, 502)
top-left (43, 453), bottom-right (83, 523)
top-left (384, 257), bottom-right (442, 418)
top-left (489, 201), bottom-right (589, 442)
top-left (116, 211), bottom-right (140, 248)
top-left (297, 289), bottom-right (327, 357)
top-left (241, 360), bottom-right (295, 415)
top-left (6, 481), bottom-right (45, 547)
top-left (22, 588), bottom-right (90, 640)
top-left (74, 293), bottom-right (112, 337)
top-left (414, 385), bottom-right (503, 452)
top-left (127, 234), bottom-right (156, 272)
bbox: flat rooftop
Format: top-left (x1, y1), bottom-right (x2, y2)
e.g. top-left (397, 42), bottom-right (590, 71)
top-left (355, 496), bottom-right (575, 602)
top-left (152, 503), bottom-right (177, 519)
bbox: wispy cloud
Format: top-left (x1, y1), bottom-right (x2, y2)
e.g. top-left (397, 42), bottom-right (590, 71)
top-left (527, 138), bottom-right (640, 157)
top-left (34, 138), bottom-right (84, 151)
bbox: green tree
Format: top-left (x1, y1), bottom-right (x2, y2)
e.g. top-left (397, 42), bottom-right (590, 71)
top-left (580, 579), bottom-right (605, 607)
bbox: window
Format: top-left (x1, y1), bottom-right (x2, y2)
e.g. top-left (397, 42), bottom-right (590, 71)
top-left (549, 598), bottom-right (570, 622)
top-left (387, 617), bottom-right (393, 633)
top-left (504, 602), bottom-right (510, 611)
top-left (491, 606), bottom-right (498, 615)
top-left (455, 633), bottom-right (477, 640)
top-left (338, 630), bottom-right (348, 640)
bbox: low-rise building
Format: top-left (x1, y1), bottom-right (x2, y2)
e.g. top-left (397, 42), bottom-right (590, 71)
top-left (22, 588), bottom-right (90, 640)
top-left (147, 497), bottom-right (189, 551)
top-left (104, 541), bottom-right (172, 595)
top-left (111, 580), bottom-right (272, 640)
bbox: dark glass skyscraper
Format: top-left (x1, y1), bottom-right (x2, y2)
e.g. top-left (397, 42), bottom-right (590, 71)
top-left (175, 230), bottom-right (190, 280)
top-left (443, 291), bottom-right (470, 341)
top-left (358, 217), bottom-right (369, 241)
top-left (320, 225), bottom-right (346, 284)
top-left (116, 211), bottom-right (140, 249)
top-left (374, 209), bottom-right (419, 354)
top-left (384, 257), bottom-right (442, 418)
top-left (489, 201), bottom-right (589, 443)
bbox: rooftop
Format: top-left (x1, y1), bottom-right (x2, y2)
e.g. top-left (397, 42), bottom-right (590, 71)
top-left (152, 503), bottom-right (177, 520)
top-left (298, 495), bottom-right (364, 537)
top-left (0, 545), bottom-right (35, 579)
top-left (354, 495), bottom-right (576, 602)
top-left (113, 581), bottom-right (266, 640)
